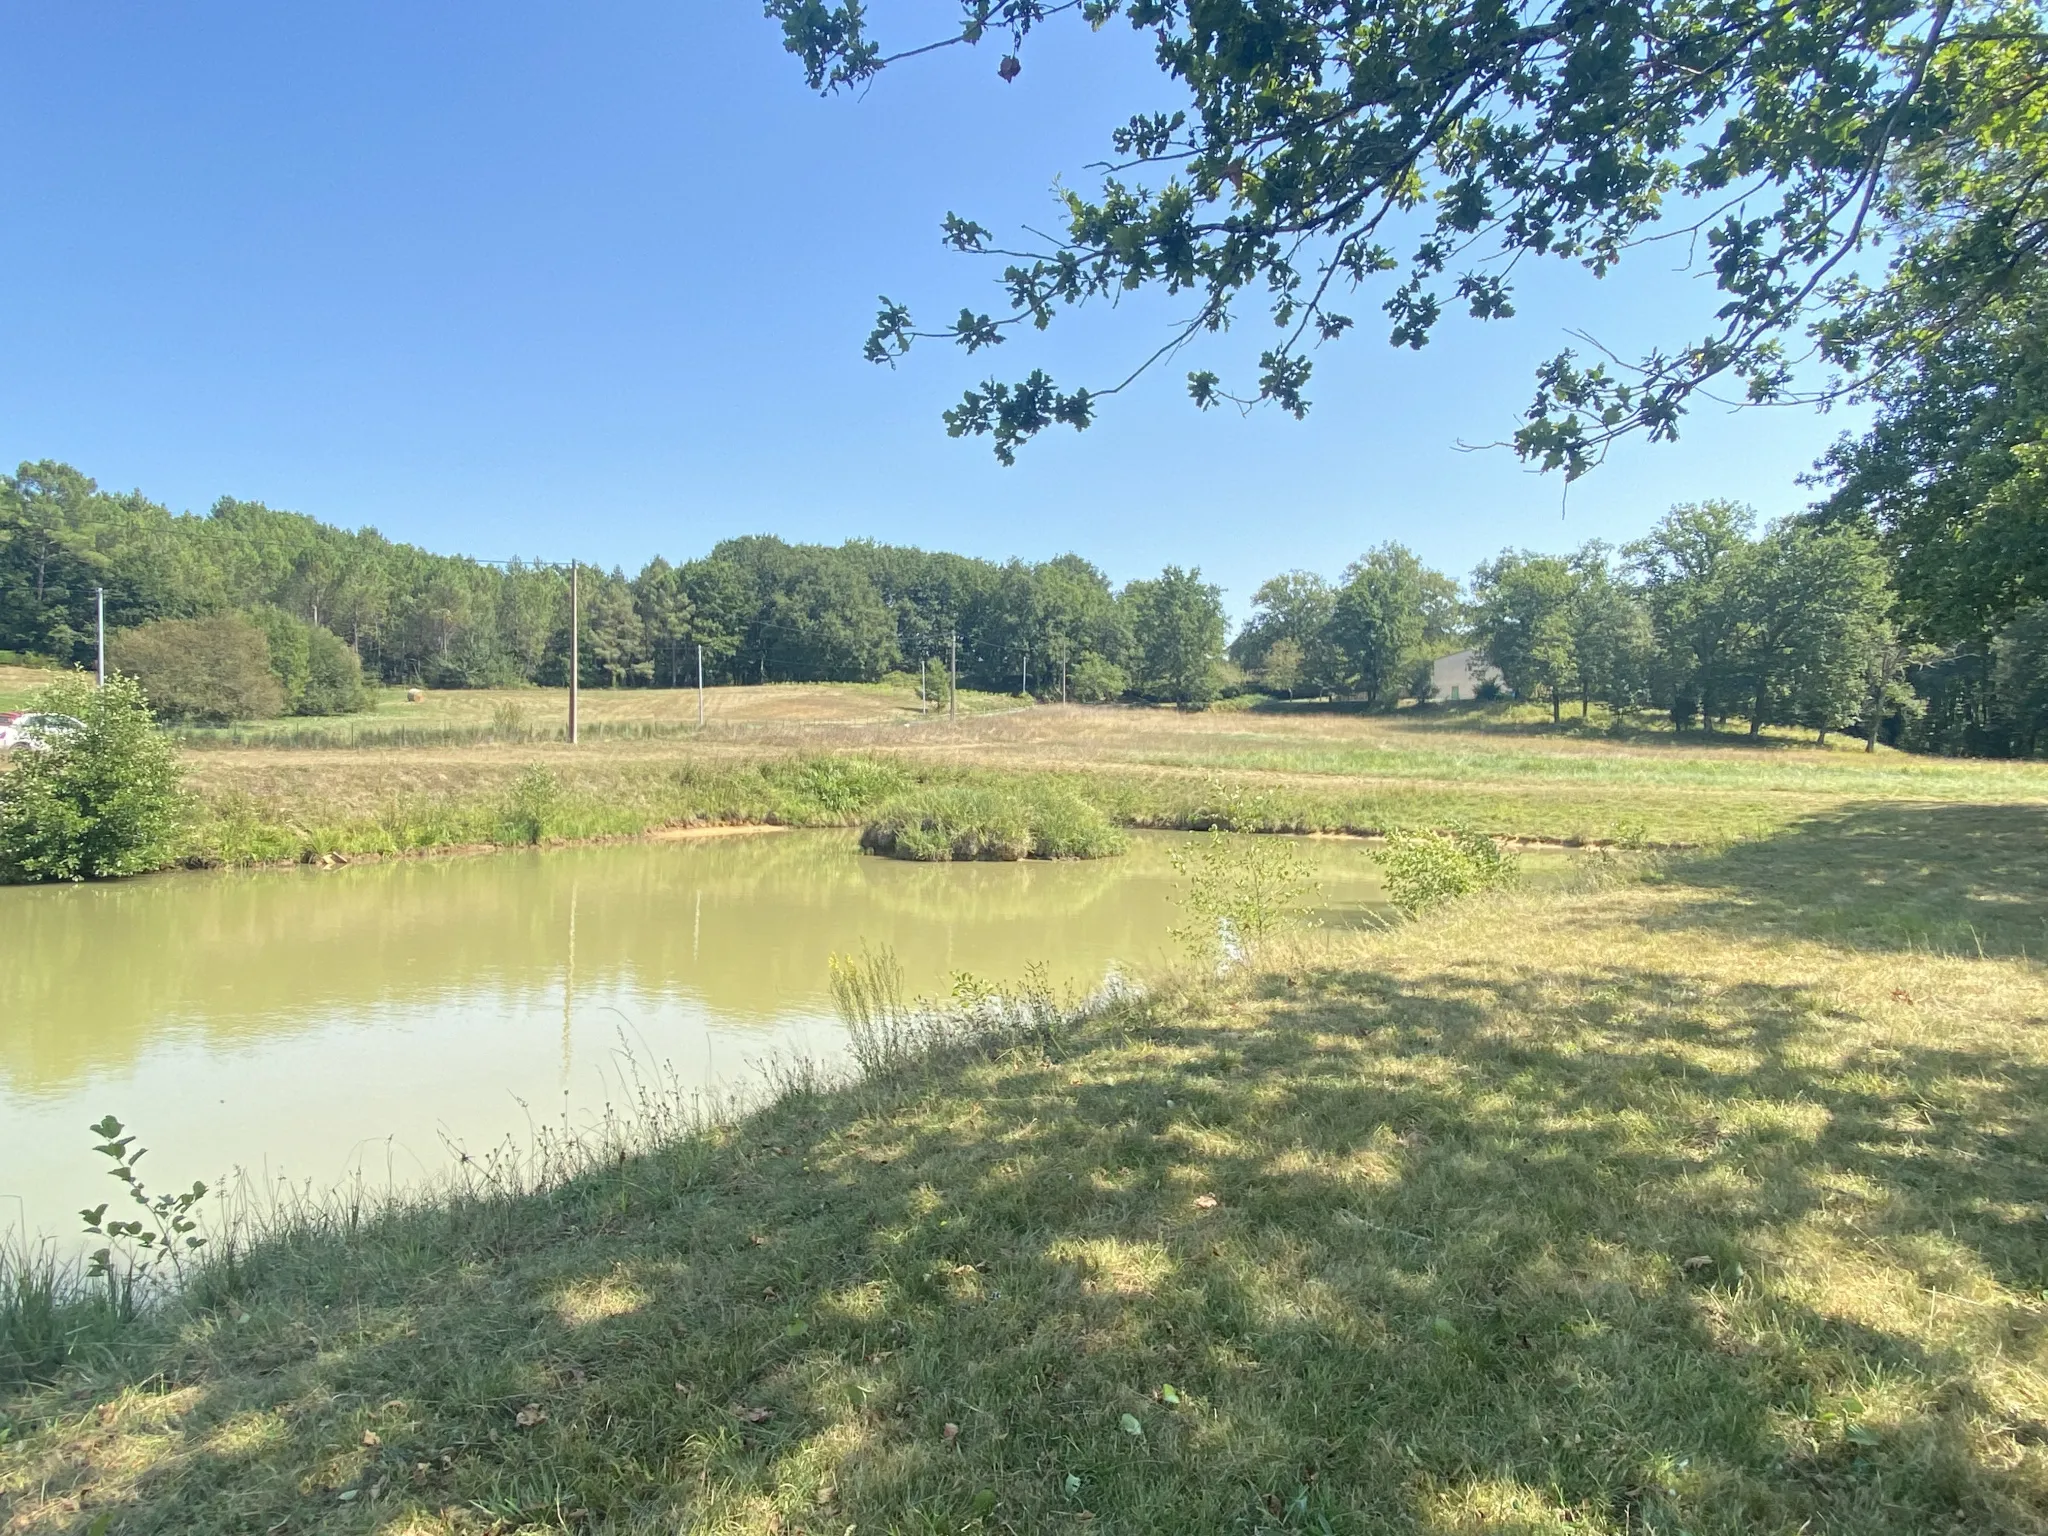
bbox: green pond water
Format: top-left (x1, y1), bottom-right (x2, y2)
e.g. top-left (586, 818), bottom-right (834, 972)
top-left (0, 830), bottom-right (1564, 1245)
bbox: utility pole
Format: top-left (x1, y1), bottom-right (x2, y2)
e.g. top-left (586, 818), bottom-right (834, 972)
top-left (696, 643), bottom-right (705, 728)
top-left (95, 588), bottom-right (106, 688)
top-left (1021, 649), bottom-right (1028, 698)
top-left (568, 561), bottom-right (580, 746)
top-left (1061, 658), bottom-right (1068, 705)
top-left (949, 631), bottom-right (958, 722)
top-left (920, 656), bottom-right (927, 708)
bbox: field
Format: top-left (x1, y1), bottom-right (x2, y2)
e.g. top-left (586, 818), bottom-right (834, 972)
top-left (155, 690), bottom-right (2048, 865)
top-left (5, 691), bottom-right (2048, 1533)
top-left (170, 677), bottom-right (1025, 746)
top-left (0, 665), bottom-right (59, 713)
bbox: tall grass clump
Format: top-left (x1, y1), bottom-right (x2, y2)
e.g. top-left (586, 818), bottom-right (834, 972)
top-left (860, 784), bottom-right (1123, 861)
top-left (1370, 826), bottom-right (1520, 915)
top-left (0, 1239), bottom-right (123, 1387)
top-left (829, 947), bottom-right (1090, 1077)
top-left (761, 756), bottom-right (909, 821)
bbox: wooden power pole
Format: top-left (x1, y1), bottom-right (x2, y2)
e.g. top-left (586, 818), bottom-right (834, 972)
top-left (568, 561), bottom-right (580, 746)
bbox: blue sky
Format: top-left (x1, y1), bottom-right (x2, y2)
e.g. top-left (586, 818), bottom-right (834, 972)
top-left (0, 2), bottom-right (1866, 621)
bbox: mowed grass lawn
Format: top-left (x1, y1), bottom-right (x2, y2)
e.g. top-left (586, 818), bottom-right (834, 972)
top-left (5, 722), bottom-right (2048, 1529)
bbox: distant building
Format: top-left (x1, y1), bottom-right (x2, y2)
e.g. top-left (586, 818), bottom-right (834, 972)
top-left (1428, 649), bottom-right (1504, 702)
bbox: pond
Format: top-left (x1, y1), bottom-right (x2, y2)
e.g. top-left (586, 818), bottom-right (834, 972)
top-left (0, 830), bottom-right (1564, 1246)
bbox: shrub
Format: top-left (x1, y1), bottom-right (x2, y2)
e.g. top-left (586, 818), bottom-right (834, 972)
top-left (766, 757), bottom-right (909, 821)
top-left (0, 675), bottom-right (186, 883)
top-left (108, 615), bottom-right (285, 723)
top-left (491, 700), bottom-right (533, 740)
top-left (1370, 827), bottom-right (1519, 916)
top-left (1066, 656), bottom-right (1129, 703)
top-left (249, 607), bottom-right (369, 716)
top-left (301, 624), bottom-right (369, 715)
top-left (861, 784), bottom-right (1125, 861)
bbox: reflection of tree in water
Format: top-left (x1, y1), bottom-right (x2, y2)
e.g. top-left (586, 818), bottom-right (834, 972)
top-left (0, 833), bottom-right (1296, 1094)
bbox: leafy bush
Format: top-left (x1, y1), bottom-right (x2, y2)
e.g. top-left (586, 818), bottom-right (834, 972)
top-left (1370, 827), bottom-right (1519, 916)
top-left (1066, 655), bottom-right (1129, 703)
top-left (108, 615), bottom-right (285, 723)
top-left (302, 624), bottom-right (370, 715)
top-left (1169, 830), bottom-right (1318, 960)
top-left (248, 607), bottom-right (369, 716)
top-left (0, 675), bottom-right (186, 883)
top-left (861, 784), bottom-right (1124, 861)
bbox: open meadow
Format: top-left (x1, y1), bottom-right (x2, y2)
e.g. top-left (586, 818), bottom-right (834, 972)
top-left (151, 687), bottom-right (2048, 871)
top-left (5, 692), bottom-right (2048, 1533)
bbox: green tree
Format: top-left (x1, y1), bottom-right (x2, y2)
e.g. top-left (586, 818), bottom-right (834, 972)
top-left (1471, 553), bottom-right (1578, 721)
top-left (772, 0), bottom-right (2007, 472)
top-left (632, 557), bottom-right (697, 687)
top-left (1260, 637), bottom-right (1306, 700)
top-left (1564, 545), bottom-right (1655, 718)
top-left (1230, 572), bottom-right (1338, 696)
top-left (1124, 566), bottom-right (1226, 706)
top-left (678, 557), bottom-right (752, 680)
top-left (1327, 545), bottom-right (1458, 708)
top-left (0, 461), bottom-right (103, 662)
top-left (0, 674), bottom-right (185, 883)
top-left (581, 570), bottom-right (651, 688)
top-left (1993, 603), bottom-right (2048, 756)
top-left (1724, 523), bottom-right (1896, 739)
top-left (1067, 654), bottom-right (1129, 703)
top-left (1815, 272), bottom-right (2048, 646)
top-left (302, 626), bottom-right (370, 715)
top-left (1813, 26), bottom-right (2048, 645)
top-left (1625, 503), bottom-right (1757, 729)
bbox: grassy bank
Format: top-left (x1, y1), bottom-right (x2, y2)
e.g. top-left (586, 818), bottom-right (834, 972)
top-left (6, 800), bottom-right (2048, 1532)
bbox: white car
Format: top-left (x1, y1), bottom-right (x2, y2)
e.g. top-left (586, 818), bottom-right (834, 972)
top-left (0, 712), bottom-right (85, 751)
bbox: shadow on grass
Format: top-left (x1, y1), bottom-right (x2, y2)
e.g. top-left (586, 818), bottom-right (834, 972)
top-left (1656, 800), bottom-right (2048, 958)
top-left (11, 939), bottom-right (2048, 1533)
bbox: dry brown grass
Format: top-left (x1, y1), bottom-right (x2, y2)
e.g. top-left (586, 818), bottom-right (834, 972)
top-left (0, 665), bottom-right (66, 711)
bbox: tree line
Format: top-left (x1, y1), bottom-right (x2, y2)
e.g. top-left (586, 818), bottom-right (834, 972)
top-left (0, 460), bottom-right (1229, 709)
top-left (1235, 505), bottom-right (2046, 754)
top-left (6, 459), bottom-right (2044, 752)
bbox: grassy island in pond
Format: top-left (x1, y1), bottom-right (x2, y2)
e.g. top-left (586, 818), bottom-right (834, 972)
top-left (859, 782), bottom-right (1126, 861)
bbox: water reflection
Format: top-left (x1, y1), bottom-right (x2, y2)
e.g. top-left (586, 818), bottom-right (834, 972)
top-left (0, 830), bottom-right (1420, 1242)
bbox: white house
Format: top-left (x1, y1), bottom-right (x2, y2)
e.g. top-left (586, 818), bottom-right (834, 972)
top-left (1427, 648), bottom-right (1504, 702)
